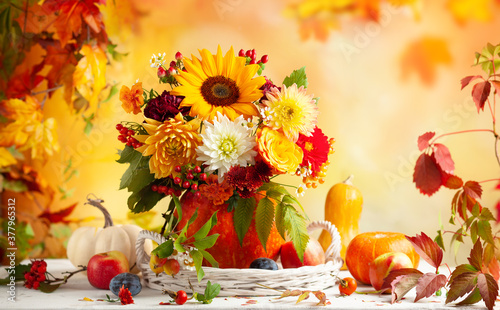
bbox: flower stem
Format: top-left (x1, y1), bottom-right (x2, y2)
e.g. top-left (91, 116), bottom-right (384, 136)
top-left (431, 129), bottom-right (495, 143)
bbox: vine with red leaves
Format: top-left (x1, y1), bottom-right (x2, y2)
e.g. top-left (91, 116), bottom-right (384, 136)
top-left (412, 43), bottom-right (500, 309)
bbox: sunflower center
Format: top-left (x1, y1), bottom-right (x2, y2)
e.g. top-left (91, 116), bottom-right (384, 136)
top-left (220, 138), bottom-right (235, 155)
top-left (201, 76), bottom-right (240, 107)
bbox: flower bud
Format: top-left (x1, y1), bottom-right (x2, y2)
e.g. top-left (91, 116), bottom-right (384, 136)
top-left (168, 67), bottom-right (177, 76)
top-left (157, 66), bottom-right (167, 78)
top-left (175, 51), bottom-right (183, 60)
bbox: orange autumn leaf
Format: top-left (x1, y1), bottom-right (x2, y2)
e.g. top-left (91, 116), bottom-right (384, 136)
top-left (44, 43), bottom-right (78, 92)
top-left (42, 0), bottom-right (106, 47)
top-left (447, 0), bottom-right (493, 25)
top-left (15, 2), bottom-right (57, 34)
top-left (400, 37), bottom-right (452, 86)
top-left (0, 96), bottom-right (42, 147)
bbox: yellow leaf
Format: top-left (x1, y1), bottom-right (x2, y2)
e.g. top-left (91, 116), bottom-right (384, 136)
top-left (0, 148), bottom-right (17, 168)
top-left (23, 118), bottom-right (60, 162)
top-left (82, 297), bottom-right (94, 302)
top-left (400, 37), bottom-right (452, 86)
top-left (447, 0), bottom-right (493, 24)
top-left (73, 44), bottom-right (108, 110)
top-left (98, 0), bottom-right (142, 41)
top-left (0, 97), bottom-right (43, 148)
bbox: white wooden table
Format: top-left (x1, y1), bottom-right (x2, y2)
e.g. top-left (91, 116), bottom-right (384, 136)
top-left (0, 259), bottom-right (489, 309)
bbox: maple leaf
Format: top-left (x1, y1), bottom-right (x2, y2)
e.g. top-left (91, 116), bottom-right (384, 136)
top-left (471, 81), bottom-right (491, 113)
top-left (460, 75), bottom-right (483, 90)
top-left (5, 63), bottom-right (44, 99)
top-left (406, 232), bottom-right (443, 271)
top-left (415, 273), bottom-right (447, 302)
top-left (400, 37), bottom-right (452, 86)
top-left (433, 143), bottom-right (454, 173)
top-left (413, 153), bottom-right (443, 196)
top-left (447, 0), bottom-right (493, 25)
top-left (417, 131), bottom-right (435, 151)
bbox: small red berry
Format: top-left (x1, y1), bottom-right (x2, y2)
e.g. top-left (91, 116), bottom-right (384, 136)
top-left (120, 127), bottom-right (128, 135)
top-left (170, 60), bottom-right (176, 68)
top-left (174, 177), bottom-right (182, 184)
top-left (199, 173), bottom-right (207, 181)
top-left (159, 186), bottom-right (167, 194)
top-left (167, 188), bottom-right (174, 196)
top-left (194, 166), bottom-right (201, 173)
top-left (174, 189), bottom-right (182, 197)
top-left (127, 129), bottom-right (134, 136)
top-left (151, 185), bottom-right (158, 192)
top-left (32, 281), bottom-right (40, 290)
top-left (175, 51), bottom-right (183, 60)
top-left (175, 290), bottom-right (188, 305)
top-left (116, 124), bottom-right (123, 130)
top-left (245, 50), bottom-right (252, 57)
top-left (182, 181), bottom-right (190, 189)
top-left (186, 173), bottom-right (194, 180)
top-left (191, 183), bottom-right (198, 191)
top-left (261, 55), bottom-right (269, 63)
top-left (157, 66), bottom-right (167, 78)
top-left (118, 135), bottom-right (126, 142)
top-left (168, 67), bottom-right (177, 76)
top-left (175, 166), bottom-right (182, 173)
top-left (238, 49), bottom-right (245, 57)
top-left (194, 191), bottom-right (201, 199)
top-left (249, 59), bottom-right (256, 64)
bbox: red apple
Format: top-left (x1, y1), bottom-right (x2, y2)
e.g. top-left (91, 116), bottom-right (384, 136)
top-left (87, 250), bottom-right (129, 289)
top-left (368, 252), bottom-right (414, 291)
top-left (281, 238), bottom-right (325, 268)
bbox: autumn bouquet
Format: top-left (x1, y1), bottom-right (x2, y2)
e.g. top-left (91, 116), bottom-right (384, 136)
top-left (116, 46), bottom-right (335, 276)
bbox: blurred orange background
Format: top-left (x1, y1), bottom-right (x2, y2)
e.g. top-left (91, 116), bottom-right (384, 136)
top-left (34, 0), bottom-right (500, 263)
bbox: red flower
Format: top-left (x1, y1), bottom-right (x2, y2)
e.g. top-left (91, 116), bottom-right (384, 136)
top-left (296, 127), bottom-right (330, 175)
top-left (119, 285), bottom-right (134, 305)
top-left (225, 162), bottom-right (271, 198)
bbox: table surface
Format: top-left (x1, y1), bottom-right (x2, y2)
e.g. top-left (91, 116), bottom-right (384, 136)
top-left (0, 259), bottom-right (490, 310)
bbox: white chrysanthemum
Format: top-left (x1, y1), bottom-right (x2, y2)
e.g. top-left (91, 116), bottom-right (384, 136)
top-left (150, 52), bottom-right (166, 68)
top-left (196, 112), bottom-right (257, 181)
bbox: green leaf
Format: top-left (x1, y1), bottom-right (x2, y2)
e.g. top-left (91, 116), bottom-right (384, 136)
top-left (282, 67), bottom-right (308, 89)
top-left (470, 221), bottom-right (478, 243)
top-left (233, 197), bottom-right (256, 246)
top-left (127, 185), bottom-right (164, 213)
top-left (472, 203), bottom-right (480, 217)
top-left (116, 145), bottom-right (143, 164)
top-left (174, 235), bottom-right (187, 253)
top-left (190, 249), bottom-right (205, 282)
top-left (0, 263), bottom-right (31, 285)
top-left (284, 205), bottom-right (309, 262)
top-left (199, 249), bottom-right (218, 268)
top-left (204, 281), bottom-right (221, 302)
top-left (434, 230), bottom-right (445, 251)
top-left (82, 113), bottom-right (94, 136)
top-left (151, 239), bottom-right (174, 259)
top-left (173, 195), bottom-right (182, 224)
top-left (193, 234), bottom-right (219, 250)
top-left (107, 43), bottom-right (128, 62)
top-left (313, 97), bottom-right (320, 105)
top-left (479, 208), bottom-right (496, 222)
top-left (192, 211), bottom-right (218, 241)
top-left (282, 194), bottom-right (305, 213)
top-left (122, 168), bottom-right (154, 192)
top-left (39, 282), bottom-right (62, 293)
top-left (2, 179), bottom-right (27, 192)
top-left (255, 197), bottom-right (275, 251)
top-left (477, 220), bottom-right (494, 245)
top-left (275, 202), bottom-right (287, 240)
top-left (265, 188), bottom-right (284, 200)
top-left (101, 83), bottom-right (119, 103)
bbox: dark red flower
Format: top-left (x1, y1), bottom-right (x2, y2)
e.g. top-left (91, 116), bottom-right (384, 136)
top-left (119, 285), bottom-right (134, 305)
top-left (144, 90), bottom-right (189, 122)
top-left (296, 127), bottom-right (330, 174)
top-left (225, 163), bottom-right (270, 198)
top-left (259, 77), bottom-right (280, 103)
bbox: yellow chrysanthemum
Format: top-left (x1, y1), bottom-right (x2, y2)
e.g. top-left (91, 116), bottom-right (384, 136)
top-left (136, 113), bottom-right (202, 179)
top-left (261, 84), bottom-right (318, 142)
top-left (170, 46), bottom-right (266, 122)
top-left (256, 127), bottom-right (303, 174)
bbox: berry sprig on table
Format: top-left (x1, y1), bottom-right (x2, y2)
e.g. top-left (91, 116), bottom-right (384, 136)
top-left (22, 259), bottom-right (87, 293)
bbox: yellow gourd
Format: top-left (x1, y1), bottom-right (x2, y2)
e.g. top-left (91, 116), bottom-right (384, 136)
top-left (318, 175), bottom-right (363, 269)
top-left (66, 196), bottom-right (152, 273)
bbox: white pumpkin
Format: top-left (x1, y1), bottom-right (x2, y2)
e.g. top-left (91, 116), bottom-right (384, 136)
top-left (66, 197), bottom-right (153, 273)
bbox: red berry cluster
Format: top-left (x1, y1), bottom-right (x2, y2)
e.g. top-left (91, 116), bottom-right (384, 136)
top-left (158, 52), bottom-right (185, 84)
top-left (24, 259), bottom-right (47, 290)
top-left (151, 164), bottom-right (207, 198)
top-left (116, 124), bottom-right (143, 149)
top-left (238, 49), bottom-right (269, 65)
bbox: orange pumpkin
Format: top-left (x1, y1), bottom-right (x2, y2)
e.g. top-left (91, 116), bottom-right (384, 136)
top-left (176, 192), bottom-right (285, 269)
top-left (345, 232), bottom-right (420, 284)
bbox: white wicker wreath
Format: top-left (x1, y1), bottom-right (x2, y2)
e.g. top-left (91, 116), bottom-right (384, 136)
top-left (135, 220), bottom-right (343, 296)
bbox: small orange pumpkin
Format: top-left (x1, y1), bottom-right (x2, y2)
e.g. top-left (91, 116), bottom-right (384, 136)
top-left (345, 232), bottom-right (420, 284)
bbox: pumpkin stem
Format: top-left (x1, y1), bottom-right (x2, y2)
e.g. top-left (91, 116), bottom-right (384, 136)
top-left (343, 175), bottom-right (354, 185)
top-left (85, 194), bottom-right (114, 228)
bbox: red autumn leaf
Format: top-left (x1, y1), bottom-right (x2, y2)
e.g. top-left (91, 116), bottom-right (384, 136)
top-left (471, 81), bottom-right (491, 113)
top-left (42, 0), bottom-right (106, 47)
top-left (442, 173), bottom-right (463, 189)
top-left (460, 75), bottom-right (482, 90)
top-left (468, 239), bottom-right (483, 270)
top-left (415, 273), bottom-right (447, 302)
top-left (413, 153), bottom-right (443, 196)
top-left (39, 203), bottom-right (77, 223)
top-left (463, 181), bottom-right (482, 200)
top-left (484, 256), bottom-right (500, 281)
top-left (43, 43), bottom-right (78, 91)
top-left (446, 271), bottom-right (479, 304)
top-left (457, 191), bottom-right (482, 220)
top-left (477, 273), bottom-right (498, 310)
top-left (388, 272), bottom-right (423, 304)
top-left (491, 80), bottom-right (500, 95)
top-left (5, 63), bottom-right (44, 98)
top-left (417, 131), bottom-right (435, 151)
top-left (433, 143), bottom-right (454, 173)
top-left (381, 268), bottom-right (423, 291)
top-left (406, 232), bottom-right (443, 270)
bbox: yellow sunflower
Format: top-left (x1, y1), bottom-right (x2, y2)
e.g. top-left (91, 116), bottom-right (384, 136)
top-left (170, 46), bottom-right (266, 122)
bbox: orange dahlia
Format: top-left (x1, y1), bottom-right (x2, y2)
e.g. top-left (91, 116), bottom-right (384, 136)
top-left (256, 127), bottom-right (303, 174)
top-left (136, 113), bottom-right (202, 178)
